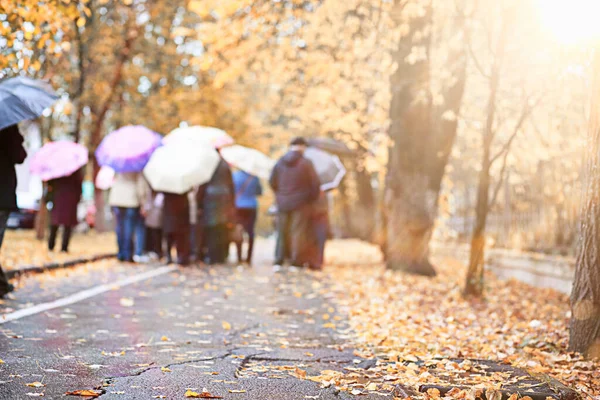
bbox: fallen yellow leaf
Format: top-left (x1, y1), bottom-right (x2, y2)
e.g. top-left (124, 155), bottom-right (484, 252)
top-left (184, 389), bottom-right (223, 398)
top-left (161, 367), bottom-right (172, 373)
top-left (222, 321), bottom-right (231, 330)
top-left (65, 389), bottom-right (101, 397)
top-left (26, 382), bottom-right (45, 388)
top-left (228, 390), bottom-right (247, 393)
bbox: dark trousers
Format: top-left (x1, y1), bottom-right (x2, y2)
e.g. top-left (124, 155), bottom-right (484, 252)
top-left (312, 214), bottom-right (329, 268)
top-left (0, 211), bottom-right (12, 294)
top-left (113, 207), bottom-right (144, 261)
top-left (205, 224), bottom-right (230, 264)
top-left (275, 206), bottom-right (311, 266)
top-left (146, 227), bottom-right (163, 258)
top-left (235, 208), bottom-right (257, 263)
top-left (195, 222), bottom-right (206, 261)
top-left (166, 224), bottom-right (190, 265)
top-left (48, 225), bottom-right (72, 252)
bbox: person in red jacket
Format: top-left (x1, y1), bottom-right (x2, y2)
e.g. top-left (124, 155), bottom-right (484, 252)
top-left (0, 125), bottom-right (27, 297)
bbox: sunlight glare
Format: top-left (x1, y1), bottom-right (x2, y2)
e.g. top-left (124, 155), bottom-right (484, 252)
top-left (537, 0), bottom-right (600, 44)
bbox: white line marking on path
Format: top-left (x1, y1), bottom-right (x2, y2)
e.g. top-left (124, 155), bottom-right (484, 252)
top-left (0, 266), bottom-right (177, 325)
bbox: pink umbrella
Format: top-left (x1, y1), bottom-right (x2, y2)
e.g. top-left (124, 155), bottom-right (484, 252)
top-left (30, 141), bottom-right (88, 181)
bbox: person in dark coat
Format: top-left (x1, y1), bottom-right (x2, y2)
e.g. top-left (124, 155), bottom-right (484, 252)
top-left (47, 170), bottom-right (83, 252)
top-left (162, 192), bottom-right (190, 265)
top-left (269, 137), bottom-right (320, 268)
top-left (197, 156), bottom-right (236, 264)
top-left (0, 125), bottom-right (27, 297)
top-left (232, 170), bottom-right (262, 265)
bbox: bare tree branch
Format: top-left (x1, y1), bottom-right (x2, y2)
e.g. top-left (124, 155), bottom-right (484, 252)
top-left (489, 94), bottom-right (543, 167)
top-left (489, 145), bottom-right (509, 208)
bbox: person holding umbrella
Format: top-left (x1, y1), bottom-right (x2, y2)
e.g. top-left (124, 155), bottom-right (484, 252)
top-left (96, 126), bottom-right (161, 263)
top-left (232, 170), bottom-right (262, 265)
top-left (143, 139), bottom-right (222, 264)
top-left (0, 77), bottom-right (58, 297)
top-left (197, 152), bottom-right (236, 265)
top-left (109, 172), bottom-right (150, 263)
top-left (269, 137), bottom-right (320, 268)
top-left (0, 125), bottom-right (27, 297)
top-left (47, 169), bottom-right (83, 252)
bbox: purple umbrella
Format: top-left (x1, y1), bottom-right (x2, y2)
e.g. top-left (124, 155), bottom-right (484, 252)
top-left (95, 125), bottom-right (162, 173)
top-left (30, 141), bottom-right (88, 182)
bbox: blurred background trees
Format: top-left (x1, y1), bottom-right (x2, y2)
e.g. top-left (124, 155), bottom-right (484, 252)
top-left (1, 0), bottom-right (595, 287)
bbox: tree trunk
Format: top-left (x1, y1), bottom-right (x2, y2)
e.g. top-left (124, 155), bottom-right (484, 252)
top-left (337, 177), bottom-right (353, 238)
top-left (353, 166), bottom-right (376, 241)
top-left (89, 27), bottom-right (137, 232)
top-left (464, 153), bottom-right (491, 296)
top-left (385, 173), bottom-right (438, 275)
top-left (385, 0), bottom-right (467, 276)
top-left (73, 17), bottom-right (87, 144)
top-left (569, 51), bottom-right (600, 359)
top-left (35, 185), bottom-right (48, 241)
top-left (464, 15), bottom-right (506, 297)
top-left (386, 1), bottom-right (434, 275)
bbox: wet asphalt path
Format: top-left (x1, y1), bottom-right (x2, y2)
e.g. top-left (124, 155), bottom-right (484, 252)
top-left (0, 242), bottom-right (375, 400)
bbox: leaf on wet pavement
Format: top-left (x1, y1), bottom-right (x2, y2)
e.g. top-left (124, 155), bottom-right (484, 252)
top-left (26, 393), bottom-right (44, 397)
top-left (26, 382), bottom-right (45, 388)
top-left (222, 321), bottom-right (232, 330)
top-left (228, 389), bottom-right (247, 393)
top-left (184, 389), bottom-right (223, 398)
top-left (65, 389), bottom-right (102, 397)
top-left (161, 367), bottom-right (172, 373)
top-left (119, 297), bottom-right (135, 307)
top-left (161, 336), bottom-right (170, 341)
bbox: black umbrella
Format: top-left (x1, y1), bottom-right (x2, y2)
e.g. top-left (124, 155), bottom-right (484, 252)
top-left (307, 137), bottom-right (355, 156)
top-left (0, 77), bottom-right (59, 130)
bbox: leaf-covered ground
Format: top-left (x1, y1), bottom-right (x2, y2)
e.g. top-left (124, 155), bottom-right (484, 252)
top-left (0, 230), bottom-right (116, 271)
top-left (320, 242), bottom-right (600, 398)
top-left (0, 236), bottom-right (597, 398)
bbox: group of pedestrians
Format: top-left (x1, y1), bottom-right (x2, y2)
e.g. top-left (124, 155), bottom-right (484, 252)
top-left (0, 126), bottom-right (331, 300)
top-left (106, 136), bottom-right (329, 270)
top-left (107, 149), bottom-right (264, 266)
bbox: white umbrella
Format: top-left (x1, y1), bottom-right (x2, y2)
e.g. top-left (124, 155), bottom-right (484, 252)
top-left (163, 126), bottom-right (234, 148)
top-left (304, 147), bottom-right (346, 191)
top-left (220, 145), bottom-right (275, 180)
top-left (143, 144), bottom-right (220, 194)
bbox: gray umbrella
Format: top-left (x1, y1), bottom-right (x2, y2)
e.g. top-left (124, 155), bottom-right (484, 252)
top-left (307, 137), bottom-right (355, 156)
top-left (304, 147), bottom-right (347, 191)
top-left (0, 77), bottom-right (59, 130)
